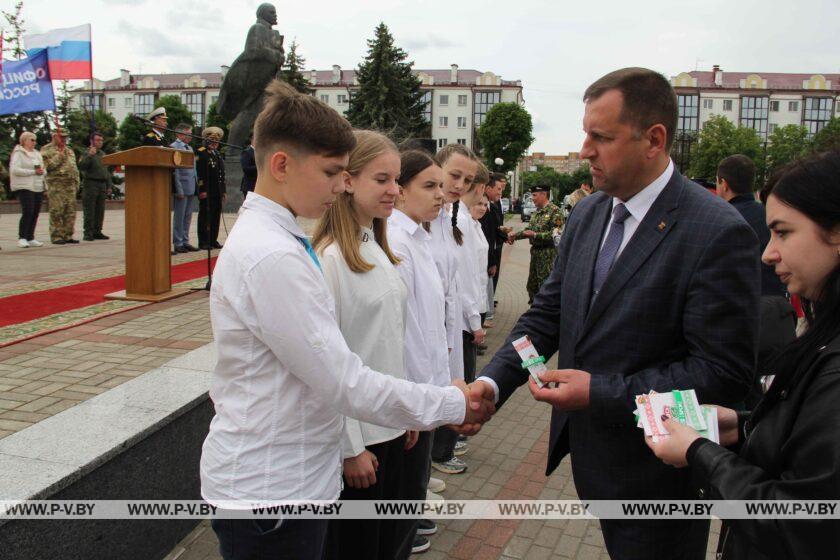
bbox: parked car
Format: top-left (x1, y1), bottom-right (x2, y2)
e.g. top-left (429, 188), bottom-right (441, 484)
top-left (500, 198), bottom-right (510, 213)
top-left (521, 199), bottom-right (536, 222)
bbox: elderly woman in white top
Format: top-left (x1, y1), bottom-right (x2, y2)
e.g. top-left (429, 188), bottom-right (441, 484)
top-left (314, 131), bottom-right (418, 560)
top-left (9, 131), bottom-right (47, 247)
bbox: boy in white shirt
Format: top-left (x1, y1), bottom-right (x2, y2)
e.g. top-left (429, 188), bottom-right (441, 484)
top-left (200, 81), bottom-right (494, 559)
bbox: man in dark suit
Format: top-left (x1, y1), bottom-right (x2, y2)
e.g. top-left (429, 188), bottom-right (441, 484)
top-left (716, 155), bottom-right (795, 405)
top-left (480, 173), bottom-right (508, 324)
top-left (467, 68), bottom-right (760, 559)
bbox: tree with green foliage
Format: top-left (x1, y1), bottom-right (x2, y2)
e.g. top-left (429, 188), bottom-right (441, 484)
top-left (116, 114), bottom-right (146, 151)
top-left (688, 115), bottom-right (764, 181)
top-left (522, 165), bottom-right (561, 196)
top-left (205, 101), bottom-right (230, 145)
top-left (766, 124), bottom-right (809, 174)
top-left (65, 109), bottom-right (117, 159)
top-left (280, 40), bottom-right (313, 94)
top-left (346, 22), bottom-right (429, 140)
top-left (811, 117), bottom-right (840, 154)
top-left (477, 103), bottom-right (534, 173)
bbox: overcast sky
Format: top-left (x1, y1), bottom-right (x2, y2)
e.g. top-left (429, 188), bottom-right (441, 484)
top-left (17, 0), bottom-right (840, 154)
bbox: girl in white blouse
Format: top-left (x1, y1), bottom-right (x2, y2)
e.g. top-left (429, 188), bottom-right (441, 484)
top-left (429, 144), bottom-right (482, 475)
top-left (313, 130), bottom-right (417, 560)
top-left (470, 192), bottom-right (491, 329)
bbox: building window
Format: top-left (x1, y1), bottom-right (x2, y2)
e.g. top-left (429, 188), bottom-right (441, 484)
top-left (723, 99), bottom-right (733, 111)
top-left (320, 94), bottom-right (329, 103)
top-left (803, 97), bottom-right (834, 137)
top-left (439, 94), bottom-right (449, 106)
top-left (457, 138), bottom-right (467, 145)
top-left (438, 138), bottom-right (448, 148)
top-left (676, 94), bottom-right (699, 133)
top-left (80, 94), bottom-right (102, 112)
top-left (740, 96), bottom-right (769, 136)
top-left (769, 123), bottom-right (778, 134)
top-left (181, 92), bottom-right (205, 128)
top-left (702, 99), bottom-right (713, 109)
top-left (473, 91), bottom-right (501, 127)
top-left (124, 98), bottom-right (132, 108)
top-left (133, 93), bottom-right (155, 116)
top-left (457, 116), bottom-right (467, 128)
top-left (107, 97), bottom-right (115, 108)
top-left (337, 94), bottom-right (347, 104)
top-left (458, 95), bottom-right (467, 106)
top-left (770, 100), bottom-right (780, 112)
top-left (420, 91), bottom-right (432, 123)
top-left (439, 116), bottom-right (448, 127)
top-left (788, 101), bottom-right (799, 112)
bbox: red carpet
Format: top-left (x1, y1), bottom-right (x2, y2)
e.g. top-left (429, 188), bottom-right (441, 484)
top-left (0, 257), bottom-right (216, 328)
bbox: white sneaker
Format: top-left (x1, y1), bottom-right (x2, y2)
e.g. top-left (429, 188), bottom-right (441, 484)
top-left (426, 490), bottom-right (444, 503)
top-left (18, 238), bottom-right (29, 248)
top-left (428, 477), bottom-right (446, 493)
top-left (27, 239), bottom-right (43, 247)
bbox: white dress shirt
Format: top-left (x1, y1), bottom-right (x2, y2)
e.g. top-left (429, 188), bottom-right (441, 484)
top-left (470, 217), bottom-right (489, 314)
top-left (388, 209), bottom-right (451, 388)
top-left (320, 231), bottom-right (408, 459)
top-left (453, 202), bottom-right (483, 332)
top-left (200, 193), bottom-right (465, 505)
top-left (429, 206), bottom-right (464, 379)
top-left (477, 160), bottom-right (674, 403)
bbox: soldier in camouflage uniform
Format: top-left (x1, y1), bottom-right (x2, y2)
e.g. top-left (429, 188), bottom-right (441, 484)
top-left (509, 186), bottom-right (564, 303)
top-left (40, 131), bottom-right (81, 244)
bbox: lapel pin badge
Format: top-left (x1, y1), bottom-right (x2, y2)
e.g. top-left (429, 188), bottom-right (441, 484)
top-left (658, 221), bottom-right (666, 231)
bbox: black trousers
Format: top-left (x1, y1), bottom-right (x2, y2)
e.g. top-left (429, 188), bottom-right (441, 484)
top-left (211, 517), bottom-right (329, 560)
top-left (17, 189), bottom-right (43, 240)
top-left (326, 435), bottom-right (411, 560)
top-left (198, 196), bottom-right (222, 246)
top-left (599, 518), bottom-right (709, 560)
top-left (462, 330), bottom-right (477, 383)
top-left (394, 431), bottom-right (433, 557)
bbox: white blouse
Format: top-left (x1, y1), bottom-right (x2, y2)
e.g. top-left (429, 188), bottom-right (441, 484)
top-left (470, 217), bottom-right (489, 314)
top-left (320, 228), bottom-right (408, 459)
top-left (429, 206), bottom-right (464, 380)
top-left (388, 209), bottom-right (451, 388)
top-left (454, 202), bottom-right (484, 331)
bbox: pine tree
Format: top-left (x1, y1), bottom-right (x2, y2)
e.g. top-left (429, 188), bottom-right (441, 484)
top-left (280, 40), bottom-right (313, 94)
top-left (346, 22), bottom-right (429, 140)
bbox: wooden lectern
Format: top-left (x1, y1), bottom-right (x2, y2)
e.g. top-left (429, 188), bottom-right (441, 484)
top-left (102, 147), bottom-right (195, 302)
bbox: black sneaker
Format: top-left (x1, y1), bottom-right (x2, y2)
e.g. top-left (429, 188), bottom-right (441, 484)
top-left (174, 246), bottom-right (189, 253)
top-left (52, 239), bottom-right (66, 245)
top-left (183, 244), bottom-right (200, 252)
top-left (83, 235), bottom-right (94, 241)
top-left (411, 535), bottom-right (431, 554)
top-left (93, 233), bottom-right (110, 240)
top-left (211, 242), bottom-right (224, 249)
top-left (65, 239), bottom-right (80, 244)
top-left (417, 519), bottom-right (437, 536)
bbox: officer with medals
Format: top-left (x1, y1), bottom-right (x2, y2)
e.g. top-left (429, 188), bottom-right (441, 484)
top-left (196, 127), bottom-right (226, 250)
top-left (508, 186), bottom-right (564, 303)
top-left (142, 107), bottom-right (168, 147)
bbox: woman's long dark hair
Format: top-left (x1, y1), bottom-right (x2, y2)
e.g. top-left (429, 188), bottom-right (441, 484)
top-left (767, 151), bottom-right (840, 379)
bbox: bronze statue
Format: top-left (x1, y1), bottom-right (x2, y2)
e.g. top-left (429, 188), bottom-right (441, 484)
top-left (217, 3), bottom-right (285, 148)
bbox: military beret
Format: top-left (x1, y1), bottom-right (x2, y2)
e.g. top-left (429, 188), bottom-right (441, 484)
top-left (148, 107), bottom-right (168, 120)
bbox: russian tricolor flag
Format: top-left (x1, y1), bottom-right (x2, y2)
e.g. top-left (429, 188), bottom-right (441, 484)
top-left (24, 24), bottom-right (92, 80)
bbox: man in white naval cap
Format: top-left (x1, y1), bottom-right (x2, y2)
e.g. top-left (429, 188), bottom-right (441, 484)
top-left (142, 106), bottom-right (168, 147)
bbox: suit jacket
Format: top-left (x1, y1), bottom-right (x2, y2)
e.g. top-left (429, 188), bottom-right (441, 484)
top-left (480, 200), bottom-right (506, 269)
top-left (728, 194), bottom-right (786, 298)
top-left (480, 171), bottom-right (760, 501)
top-left (240, 146), bottom-right (257, 194)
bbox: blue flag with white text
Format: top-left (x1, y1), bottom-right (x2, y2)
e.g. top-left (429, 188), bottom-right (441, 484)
top-left (0, 49), bottom-right (55, 116)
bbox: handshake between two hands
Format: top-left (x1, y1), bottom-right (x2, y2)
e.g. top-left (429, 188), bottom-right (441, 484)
top-left (448, 380), bottom-right (497, 436)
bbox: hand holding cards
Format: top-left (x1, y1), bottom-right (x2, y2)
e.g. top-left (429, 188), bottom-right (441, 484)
top-left (513, 335), bottom-right (547, 388)
top-left (635, 389), bottom-right (719, 444)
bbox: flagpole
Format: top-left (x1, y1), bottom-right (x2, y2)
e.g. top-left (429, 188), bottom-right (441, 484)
top-left (87, 24), bottom-right (95, 136)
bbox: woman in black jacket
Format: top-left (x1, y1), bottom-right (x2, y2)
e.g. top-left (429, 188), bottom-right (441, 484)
top-left (646, 151), bottom-right (840, 560)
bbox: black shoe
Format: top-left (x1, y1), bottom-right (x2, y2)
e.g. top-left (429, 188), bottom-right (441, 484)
top-left (198, 244), bottom-right (210, 250)
top-left (174, 246), bottom-right (189, 253)
top-left (52, 239), bottom-right (66, 245)
top-left (411, 535), bottom-right (431, 554)
top-left (83, 235), bottom-right (95, 241)
top-left (417, 519), bottom-right (437, 536)
top-left (183, 244), bottom-right (199, 252)
top-left (65, 239), bottom-right (79, 244)
top-left (211, 242), bottom-right (224, 249)
top-left (93, 233), bottom-right (110, 240)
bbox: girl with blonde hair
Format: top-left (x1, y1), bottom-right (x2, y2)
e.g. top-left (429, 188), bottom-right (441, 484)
top-left (314, 130), bottom-right (417, 559)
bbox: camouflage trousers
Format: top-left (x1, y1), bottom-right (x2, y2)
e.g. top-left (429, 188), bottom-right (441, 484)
top-left (48, 183), bottom-right (78, 242)
top-left (527, 247), bottom-right (556, 301)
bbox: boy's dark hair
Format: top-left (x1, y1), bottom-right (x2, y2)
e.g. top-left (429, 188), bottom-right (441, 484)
top-left (717, 154), bottom-right (756, 195)
top-left (253, 80), bottom-right (356, 167)
top-left (90, 131), bottom-right (104, 141)
top-left (583, 67), bottom-right (678, 150)
top-left (488, 172), bottom-right (505, 187)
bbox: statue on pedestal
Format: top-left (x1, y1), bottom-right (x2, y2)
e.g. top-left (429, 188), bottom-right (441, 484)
top-left (217, 3), bottom-right (285, 149)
